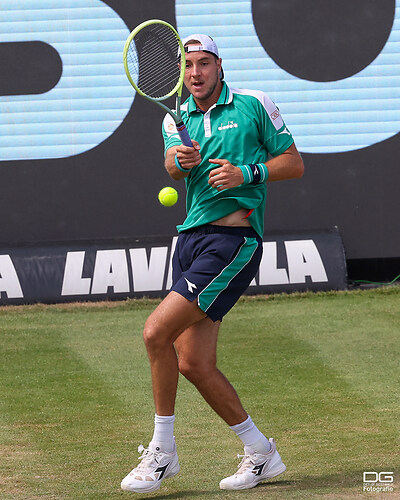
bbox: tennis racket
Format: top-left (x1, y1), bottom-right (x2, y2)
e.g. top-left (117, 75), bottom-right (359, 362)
top-left (123, 19), bottom-right (192, 147)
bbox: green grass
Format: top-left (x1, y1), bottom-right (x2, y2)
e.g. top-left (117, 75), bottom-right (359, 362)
top-left (0, 287), bottom-right (399, 499)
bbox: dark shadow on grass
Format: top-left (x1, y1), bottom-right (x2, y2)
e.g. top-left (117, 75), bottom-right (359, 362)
top-left (134, 490), bottom-right (216, 500)
top-left (125, 467), bottom-right (400, 499)
top-left (249, 469), bottom-right (378, 493)
top-left (136, 469), bottom-right (388, 498)
top-left (129, 473), bottom-right (350, 499)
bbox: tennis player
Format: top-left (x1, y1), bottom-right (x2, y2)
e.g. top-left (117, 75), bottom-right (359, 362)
top-left (121, 34), bottom-right (304, 493)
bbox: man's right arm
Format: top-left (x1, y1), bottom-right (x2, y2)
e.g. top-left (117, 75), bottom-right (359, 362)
top-left (165, 141), bottom-right (202, 180)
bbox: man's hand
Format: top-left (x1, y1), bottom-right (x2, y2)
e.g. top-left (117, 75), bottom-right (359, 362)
top-left (176, 140), bottom-right (202, 171)
top-left (208, 159), bottom-right (244, 191)
top-left (165, 140), bottom-right (201, 180)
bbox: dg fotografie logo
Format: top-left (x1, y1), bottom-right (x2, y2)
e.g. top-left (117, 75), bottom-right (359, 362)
top-left (363, 472), bottom-right (394, 493)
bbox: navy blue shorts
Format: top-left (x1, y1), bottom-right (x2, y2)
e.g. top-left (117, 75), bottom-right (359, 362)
top-left (171, 225), bottom-right (263, 322)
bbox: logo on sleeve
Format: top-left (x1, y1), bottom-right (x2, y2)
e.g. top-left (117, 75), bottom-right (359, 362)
top-left (278, 127), bottom-right (291, 136)
top-left (271, 110), bottom-right (280, 120)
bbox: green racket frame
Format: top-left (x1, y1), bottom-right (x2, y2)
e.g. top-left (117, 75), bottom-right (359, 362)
top-left (123, 19), bottom-right (192, 147)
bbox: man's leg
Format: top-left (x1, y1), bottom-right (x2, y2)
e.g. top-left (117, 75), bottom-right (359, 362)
top-left (121, 291), bottom-right (207, 493)
top-left (175, 318), bottom-right (270, 447)
top-left (142, 291), bottom-right (207, 416)
top-left (175, 317), bottom-right (248, 426)
top-left (175, 316), bottom-right (286, 492)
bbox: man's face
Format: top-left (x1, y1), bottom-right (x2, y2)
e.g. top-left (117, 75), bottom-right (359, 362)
top-left (183, 46), bottom-right (222, 106)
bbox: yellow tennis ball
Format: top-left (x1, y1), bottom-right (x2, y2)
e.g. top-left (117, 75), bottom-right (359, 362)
top-left (158, 187), bottom-right (178, 207)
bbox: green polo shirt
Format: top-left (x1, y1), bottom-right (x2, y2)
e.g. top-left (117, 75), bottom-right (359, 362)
top-left (162, 82), bottom-right (294, 237)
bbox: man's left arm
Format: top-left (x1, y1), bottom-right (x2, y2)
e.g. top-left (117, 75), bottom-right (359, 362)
top-left (208, 143), bottom-right (303, 191)
top-left (264, 143), bottom-right (304, 182)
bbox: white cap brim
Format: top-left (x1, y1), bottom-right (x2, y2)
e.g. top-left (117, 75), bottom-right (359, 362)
top-left (181, 33), bottom-right (219, 58)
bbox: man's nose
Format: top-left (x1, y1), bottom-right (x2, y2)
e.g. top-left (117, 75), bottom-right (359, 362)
top-left (190, 64), bottom-right (201, 76)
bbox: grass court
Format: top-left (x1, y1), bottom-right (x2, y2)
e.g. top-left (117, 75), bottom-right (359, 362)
top-left (1, 286), bottom-right (399, 499)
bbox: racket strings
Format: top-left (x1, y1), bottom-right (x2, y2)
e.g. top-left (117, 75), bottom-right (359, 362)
top-left (127, 24), bottom-right (182, 99)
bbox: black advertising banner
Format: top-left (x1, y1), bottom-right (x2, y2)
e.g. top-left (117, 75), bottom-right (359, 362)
top-left (0, 228), bottom-right (346, 306)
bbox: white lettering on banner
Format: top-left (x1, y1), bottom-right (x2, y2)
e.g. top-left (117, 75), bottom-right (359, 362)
top-left (130, 247), bottom-right (168, 292)
top-left (257, 240), bottom-right (327, 285)
top-left (166, 236), bottom-right (178, 290)
top-left (259, 242), bottom-right (289, 285)
top-left (0, 255), bottom-right (24, 298)
top-left (91, 250), bottom-right (129, 294)
top-left (60, 238), bottom-right (330, 296)
top-left (61, 251), bottom-right (91, 296)
top-left (61, 247), bottom-right (170, 296)
top-left (285, 240), bottom-right (328, 283)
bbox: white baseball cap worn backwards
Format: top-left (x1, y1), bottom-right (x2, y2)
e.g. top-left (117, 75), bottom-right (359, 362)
top-left (181, 34), bottom-right (224, 80)
top-left (181, 34), bottom-right (219, 58)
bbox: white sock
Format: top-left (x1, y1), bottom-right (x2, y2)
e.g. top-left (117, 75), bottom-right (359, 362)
top-left (149, 414), bottom-right (175, 453)
top-left (229, 415), bottom-right (271, 454)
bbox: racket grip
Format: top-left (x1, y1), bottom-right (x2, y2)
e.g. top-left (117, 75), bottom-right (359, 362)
top-left (176, 122), bottom-right (193, 148)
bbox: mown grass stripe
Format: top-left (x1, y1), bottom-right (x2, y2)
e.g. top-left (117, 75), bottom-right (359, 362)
top-left (0, 286), bottom-right (398, 499)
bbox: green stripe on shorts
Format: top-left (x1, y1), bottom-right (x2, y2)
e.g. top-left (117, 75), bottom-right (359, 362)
top-left (197, 237), bottom-right (258, 313)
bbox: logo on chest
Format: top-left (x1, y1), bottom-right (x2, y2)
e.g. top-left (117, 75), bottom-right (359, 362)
top-left (217, 120), bottom-right (239, 131)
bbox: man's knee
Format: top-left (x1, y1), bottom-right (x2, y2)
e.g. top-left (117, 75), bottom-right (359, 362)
top-left (143, 320), bottom-right (168, 353)
top-left (178, 356), bottom-right (216, 384)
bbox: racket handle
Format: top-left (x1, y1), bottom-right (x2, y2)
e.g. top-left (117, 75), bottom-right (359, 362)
top-left (176, 122), bottom-right (193, 148)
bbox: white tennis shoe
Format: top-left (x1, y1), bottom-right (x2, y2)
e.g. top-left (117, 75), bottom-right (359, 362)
top-left (121, 442), bottom-right (180, 493)
top-left (219, 438), bottom-right (286, 490)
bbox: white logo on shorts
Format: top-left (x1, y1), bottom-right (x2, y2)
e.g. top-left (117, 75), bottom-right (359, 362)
top-left (184, 278), bottom-right (197, 294)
